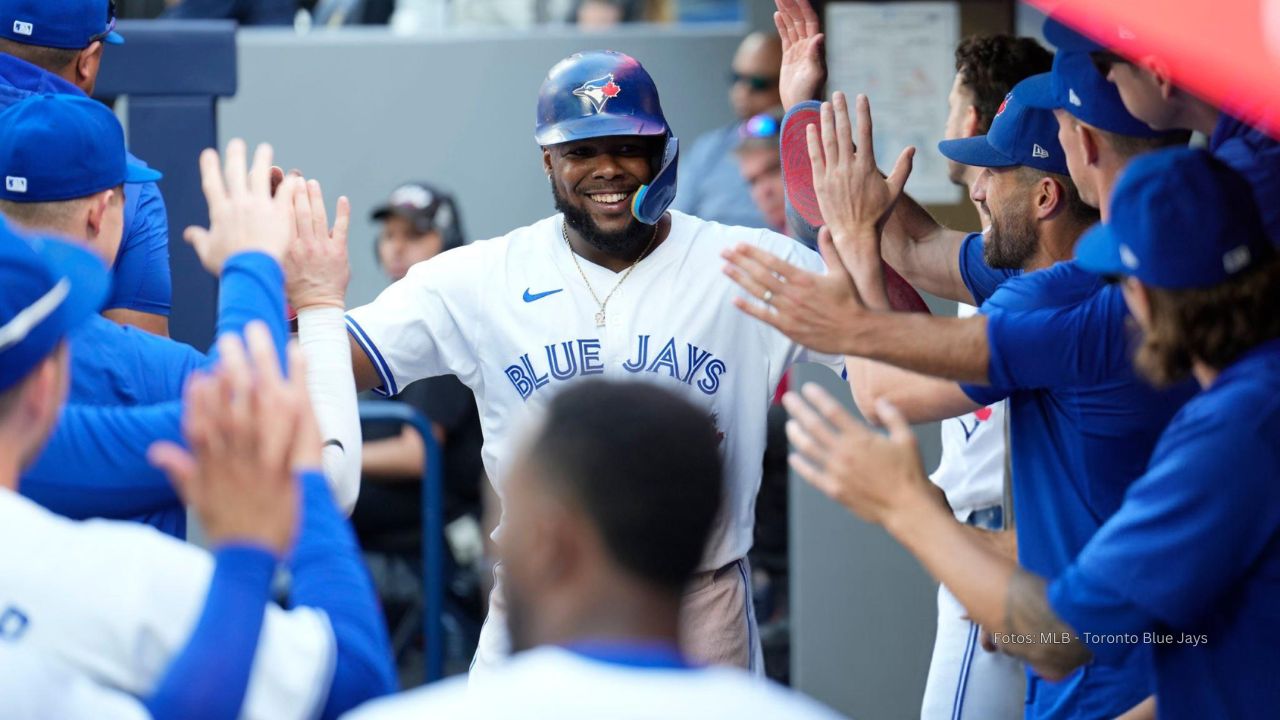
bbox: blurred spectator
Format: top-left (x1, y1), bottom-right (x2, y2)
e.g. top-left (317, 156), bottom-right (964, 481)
top-left (672, 32), bottom-right (780, 228)
top-left (571, 0), bottom-right (672, 27)
top-left (351, 181), bottom-right (486, 677)
top-left (735, 107), bottom-right (787, 235)
top-left (311, 0), bottom-right (396, 25)
top-left (163, 0), bottom-right (297, 24)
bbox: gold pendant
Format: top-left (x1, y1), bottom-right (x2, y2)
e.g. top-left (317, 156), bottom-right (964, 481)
top-left (595, 310), bottom-right (606, 328)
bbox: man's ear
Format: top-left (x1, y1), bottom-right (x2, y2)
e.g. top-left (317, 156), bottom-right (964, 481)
top-left (1078, 123), bottom-right (1102, 167)
top-left (1121, 276), bottom-right (1152, 328)
top-left (84, 188), bottom-right (114, 242)
top-left (1139, 55), bottom-right (1175, 101)
top-left (74, 42), bottom-right (104, 92)
top-left (962, 105), bottom-right (982, 139)
top-left (1034, 176), bottom-right (1065, 219)
top-left (542, 147), bottom-right (554, 179)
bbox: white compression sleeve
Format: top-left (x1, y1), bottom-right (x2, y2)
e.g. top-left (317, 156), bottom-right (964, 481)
top-left (297, 306), bottom-right (362, 515)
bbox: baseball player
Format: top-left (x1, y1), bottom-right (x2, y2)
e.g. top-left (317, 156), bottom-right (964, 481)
top-left (916, 32), bottom-right (1051, 720)
top-left (0, 221), bottom-right (395, 717)
top-left (782, 147), bottom-right (1280, 720)
top-left (343, 380), bottom-right (843, 719)
top-left (0, 95), bottom-right (362, 530)
top-left (722, 82), bottom-right (1194, 718)
top-left (0, 0), bottom-right (173, 336)
top-left (1043, 18), bottom-right (1280, 245)
top-left (292, 50), bottom-right (843, 675)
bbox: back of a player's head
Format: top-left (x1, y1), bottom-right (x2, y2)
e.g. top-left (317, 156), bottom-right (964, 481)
top-left (0, 0), bottom-right (121, 93)
top-left (525, 380), bottom-right (723, 593)
top-left (0, 228), bottom-right (108, 464)
top-left (954, 35), bottom-right (1054, 132)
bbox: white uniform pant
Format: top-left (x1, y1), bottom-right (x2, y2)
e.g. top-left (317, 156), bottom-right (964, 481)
top-left (920, 583), bottom-right (1025, 720)
top-left (470, 558), bottom-right (763, 684)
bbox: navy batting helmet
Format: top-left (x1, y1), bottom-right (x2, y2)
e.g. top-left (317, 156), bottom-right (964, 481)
top-left (535, 50), bottom-right (679, 225)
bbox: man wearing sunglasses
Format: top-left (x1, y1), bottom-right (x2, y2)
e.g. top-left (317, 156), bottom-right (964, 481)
top-left (671, 32), bottom-right (782, 229)
top-left (735, 108), bottom-right (788, 235)
top-left (0, 0), bottom-right (173, 338)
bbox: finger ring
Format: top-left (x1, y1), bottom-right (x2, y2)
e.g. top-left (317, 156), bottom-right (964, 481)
top-left (762, 290), bottom-right (774, 304)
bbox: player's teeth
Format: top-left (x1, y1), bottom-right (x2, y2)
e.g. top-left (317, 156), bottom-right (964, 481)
top-left (591, 193), bottom-right (626, 203)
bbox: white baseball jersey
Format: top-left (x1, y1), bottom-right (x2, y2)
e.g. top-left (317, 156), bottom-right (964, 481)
top-left (0, 487), bottom-right (335, 720)
top-left (0, 646), bottom-right (150, 720)
top-left (345, 210), bottom-right (842, 569)
top-left (930, 303), bottom-right (1008, 517)
top-left (342, 645), bottom-right (847, 719)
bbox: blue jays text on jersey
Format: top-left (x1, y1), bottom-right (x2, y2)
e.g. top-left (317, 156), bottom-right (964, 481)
top-left (504, 334), bottom-right (728, 400)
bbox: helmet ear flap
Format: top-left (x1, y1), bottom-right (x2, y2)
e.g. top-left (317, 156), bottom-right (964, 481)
top-left (632, 134), bottom-right (679, 225)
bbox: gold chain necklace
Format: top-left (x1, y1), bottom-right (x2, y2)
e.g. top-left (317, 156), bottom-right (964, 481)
top-left (562, 219), bottom-right (659, 328)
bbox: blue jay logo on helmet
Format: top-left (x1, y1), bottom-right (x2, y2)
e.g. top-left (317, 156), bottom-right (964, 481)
top-left (573, 75), bottom-right (622, 114)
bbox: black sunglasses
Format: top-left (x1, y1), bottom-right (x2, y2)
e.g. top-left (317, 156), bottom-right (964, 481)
top-left (87, 0), bottom-right (118, 45)
top-left (729, 72), bottom-right (778, 92)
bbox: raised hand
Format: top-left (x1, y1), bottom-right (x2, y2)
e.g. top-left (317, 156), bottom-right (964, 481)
top-left (722, 226), bottom-right (868, 355)
top-left (284, 179), bottom-right (351, 311)
top-left (782, 383), bottom-right (934, 527)
top-left (775, 0), bottom-right (826, 109)
top-left (148, 322), bottom-right (306, 556)
top-left (808, 92), bottom-right (916, 241)
top-left (184, 140), bottom-right (303, 274)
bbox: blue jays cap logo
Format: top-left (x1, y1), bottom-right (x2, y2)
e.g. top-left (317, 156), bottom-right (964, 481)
top-left (573, 74), bottom-right (622, 114)
top-left (995, 93), bottom-right (1011, 117)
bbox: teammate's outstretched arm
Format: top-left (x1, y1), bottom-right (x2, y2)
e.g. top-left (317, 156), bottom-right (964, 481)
top-left (284, 178), bottom-right (364, 513)
top-left (783, 384), bottom-right (1093, 680)
top-left (721, 233), bottom-right (988, 425)
top-left (144, 328), bottom-right (308, 720)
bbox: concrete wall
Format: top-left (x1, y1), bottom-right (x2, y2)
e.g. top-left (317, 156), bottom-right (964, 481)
top-left (220, 25), bottom-right (747, 306)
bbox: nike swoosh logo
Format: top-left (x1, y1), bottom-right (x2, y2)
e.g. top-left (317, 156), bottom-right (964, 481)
top-left (523, 288), bottom-right (564, 303)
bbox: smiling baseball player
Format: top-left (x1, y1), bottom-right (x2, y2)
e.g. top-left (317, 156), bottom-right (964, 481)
top-left (294, 49), bottom-right (844, 677)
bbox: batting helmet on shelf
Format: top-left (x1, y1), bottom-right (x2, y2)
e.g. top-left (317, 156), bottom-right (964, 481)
top-left (535, 50), bottom-right (679, 225)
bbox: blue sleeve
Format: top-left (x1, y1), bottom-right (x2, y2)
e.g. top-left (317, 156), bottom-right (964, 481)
top-left (144, 545), bottom-right (278, 720)
top-left (207, 251), bottom-right (290, 370)
top-left (21, 255), bottom-right (288, 520)
top-left (956, 232), bottom-right (1018, 306)
top-left (107, 178), bottom-right (172, 315)
top-left (1049, 416), bottom-right (1280, 634)
top-left (20, 402), bottom-right (183, 520)
top-left (1047, 564), bottom-right (1159, 665)
top-left (288, 471), bottom-right (396, 718)
top-left (983, 286), bottom-right (1130, 390)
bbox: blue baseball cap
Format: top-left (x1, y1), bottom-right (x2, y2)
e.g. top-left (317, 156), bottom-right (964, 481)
top-left (0, 94), bottom-right (161, 203)
top-left (937, 81), bottom-right (1069, 176)
top-left (1075, 148), bottom-right (1273, 289)
top-left (0, 0), bottom-right (122, 49)
top-left (0, 218), bottom-right (110, 393)
top-left (1043, 17), bottom-right (1103, 53)
top-left (1018, 51), bottom-right (1164, 138)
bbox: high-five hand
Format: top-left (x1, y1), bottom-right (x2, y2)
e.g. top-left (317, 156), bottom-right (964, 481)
top-left (782, 383), bottom-right (937, 527)
top-left (284, 179), bottom-right (351, 311)
top-left (722, 226), bottom-right (868, 355)
top-left (184, 140), bottom-right (303, 274)
top-left (775, 0), bottom-right (826, 109)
